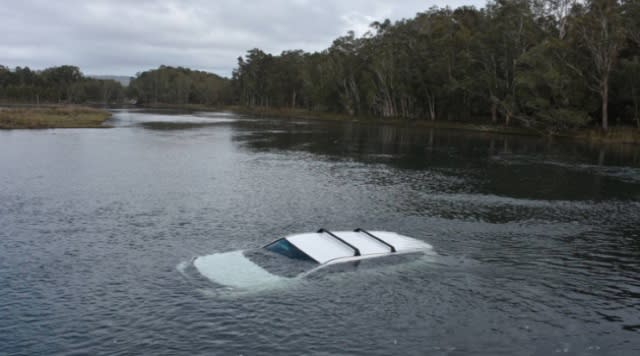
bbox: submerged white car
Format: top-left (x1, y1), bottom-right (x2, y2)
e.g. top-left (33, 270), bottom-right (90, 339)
top-left (194, 229), bottom-right (434, 289)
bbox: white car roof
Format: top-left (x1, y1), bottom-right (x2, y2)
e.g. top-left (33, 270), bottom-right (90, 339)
top-left (285, 230), bottom-right (432, 264)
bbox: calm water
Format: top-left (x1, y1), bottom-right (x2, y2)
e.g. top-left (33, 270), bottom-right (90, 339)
top-left (1, 110), bottom-right (639, 355)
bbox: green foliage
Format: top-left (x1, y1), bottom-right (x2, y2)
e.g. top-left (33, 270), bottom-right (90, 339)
top-left (129, 66), bottom-right (229, 106)
top-left (4, 0), bottom-right (640, 134)
top-left (231, 0), bottom-right (640, 132)
top-left (515, 39), bottom-right (592, 132)
top-left (0, 65), bottom-right (125, 104)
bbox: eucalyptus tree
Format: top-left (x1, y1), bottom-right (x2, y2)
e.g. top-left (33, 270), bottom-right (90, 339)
top-left (223, 0), bottom-right (639, 133)
top-left (235, 49), bottom-right (275, 107)
top-left (410, 8), bottom-right (457, 120)
top-left (569, 0), bottom-right (625, 130)
top-left (475, 0), bottom-right (542, 126)
top-left (623, 0), bottom-right (640, 46)
top-left (531, 0), bottom-right (578, 38)
top-left (325, 32), bottom-right (367, 116)
top-left (277, 50), bottom-right (306, 108)
top-left (515, 38), bottom-right (592, 133)
top-left (297, 52), bottom-right (332, 111)
top-left (616, 0), bottom-right (640, 127)
top-left (365, 20), bottom-right (401, 118)
top-left (614, 58), bottom-right (640, 127)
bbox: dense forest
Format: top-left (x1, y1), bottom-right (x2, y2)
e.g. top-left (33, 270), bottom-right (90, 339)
top-left (0, 65), bottom-right (229, 107)
top-left (232, 0), bottom-right (640, 132)
top-left (128, 66), bottom-right (229, 106)
top-left (2, 0), bottom-right (639, 134)
top-left (0, 65), bottom-right (125, 105)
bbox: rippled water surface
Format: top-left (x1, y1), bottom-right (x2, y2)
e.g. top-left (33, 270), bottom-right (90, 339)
top-left (1, 110), bottom-right (640, 355)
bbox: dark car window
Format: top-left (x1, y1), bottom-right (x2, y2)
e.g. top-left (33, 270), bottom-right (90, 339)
top-left (264, 239), bottom-right (316, 262)
top-left (244, 239), bottom-right (318, 278)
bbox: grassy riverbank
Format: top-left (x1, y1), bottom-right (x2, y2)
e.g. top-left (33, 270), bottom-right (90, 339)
top-left (0, 106), bottom-right (112, 129)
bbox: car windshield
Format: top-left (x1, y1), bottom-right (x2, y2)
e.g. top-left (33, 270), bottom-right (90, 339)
top-left (243, 239), bottom-right (318, 278)
top-left (264, 239), bottom-right (316, 262)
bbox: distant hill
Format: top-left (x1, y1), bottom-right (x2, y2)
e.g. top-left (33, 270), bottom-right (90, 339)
top-left (88, 75), bottom-right (132, 86)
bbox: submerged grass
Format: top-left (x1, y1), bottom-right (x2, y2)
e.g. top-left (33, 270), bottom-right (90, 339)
top-left (0, 106), bottom-right (112, 129)
top-left (227, 106), bottom-right (539, 136)
top-left (564, 127), bottom-right (640, 144)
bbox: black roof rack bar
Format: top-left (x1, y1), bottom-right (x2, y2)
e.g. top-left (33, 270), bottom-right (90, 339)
top-left (317, 228), bottom-right (361, 256)
top-left (354, 228), bottom-right (396, 253)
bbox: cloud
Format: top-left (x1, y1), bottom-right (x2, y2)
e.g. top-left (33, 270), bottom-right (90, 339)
top-left (0, 0), bottom-right (484, 77)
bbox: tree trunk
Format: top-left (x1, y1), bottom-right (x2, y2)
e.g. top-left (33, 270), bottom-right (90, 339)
top-left (426, 92), bottom-right (436, 121)
top-left (634, 101), bottom-right (640, 130)
top-left (632, 86), bottom-right (639, 129)
top-left (491, 101), bottom-right (497, 124)
top-left (502, 138), bottom-right (509, 153)
top-left (598, 147), bottom-right (606, 166)
top-left (602, 76), bottom-right (609, 130)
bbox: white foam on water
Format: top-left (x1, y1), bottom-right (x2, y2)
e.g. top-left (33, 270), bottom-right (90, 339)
top-left (492, 154), bottom-right (640, 184)
top-left (111, 111), bottom-right (237, 127)
top-left (176, 260), bottom-right (190, 276)
top-left (423, 192), bottom-right (596, 210)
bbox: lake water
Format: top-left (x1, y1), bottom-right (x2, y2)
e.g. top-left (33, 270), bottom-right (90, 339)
top-left (1, 110), bottom-right (639, 355)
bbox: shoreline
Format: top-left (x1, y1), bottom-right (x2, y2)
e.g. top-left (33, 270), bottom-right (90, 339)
top-left (0, 106), bottom-right (112, 129)
top-left (3, 103), bottom-right (638, 144)
top-left (226, 106), bottom-right (640, 145)
top-left (226, 106), bottom-right (538, 136)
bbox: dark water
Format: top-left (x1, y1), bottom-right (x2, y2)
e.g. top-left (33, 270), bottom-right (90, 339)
top-left (1, 110), bottom-right (639, 355)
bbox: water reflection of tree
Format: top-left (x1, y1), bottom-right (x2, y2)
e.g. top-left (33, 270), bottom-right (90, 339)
top-left (236, 120), bottom-right (638, 166)
top-left (233, 120), bottom-right (640, 201)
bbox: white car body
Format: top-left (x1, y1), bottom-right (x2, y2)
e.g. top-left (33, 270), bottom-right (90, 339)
top-left (194, 229), bottom-right (434, 289)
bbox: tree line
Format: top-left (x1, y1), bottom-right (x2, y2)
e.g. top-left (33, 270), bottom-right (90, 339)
top-left (2, 0), bottom-right (639, 133)
top-left (0, 65), bottom-right (230, 107)
top-left (128, 66), bottom-right (230, 106)
top-left (0, 65), bottom-right (125, 105)
top-left (231, 0), bottom-right (640, 132)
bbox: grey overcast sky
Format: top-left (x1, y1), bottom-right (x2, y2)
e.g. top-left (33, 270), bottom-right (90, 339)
top-left (0, 0), bottom-right (485, 77)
